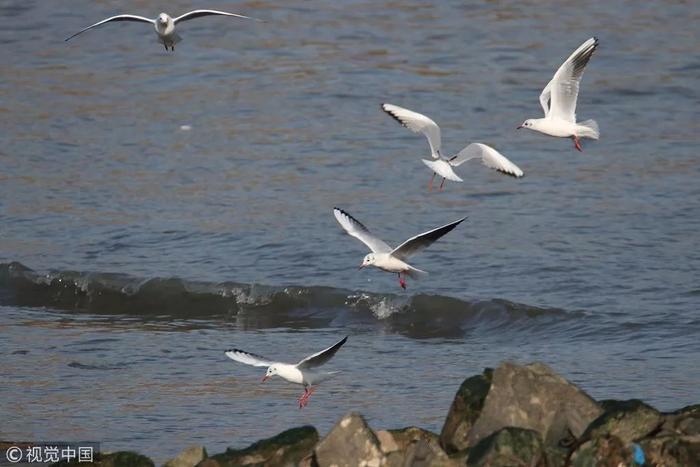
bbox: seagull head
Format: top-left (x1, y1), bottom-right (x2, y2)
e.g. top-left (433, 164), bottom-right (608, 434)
top-left (359, 253), bottom-right (375, 269)
top-left (517, 119), bottom-right (535, 130)
top-left (157, 13), bottom-right (170, 25)
top-left (262, 365), bottom-right (277, 382)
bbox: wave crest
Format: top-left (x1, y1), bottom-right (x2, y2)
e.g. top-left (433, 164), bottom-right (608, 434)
top-left (0, 261), bottom-right (575, 337)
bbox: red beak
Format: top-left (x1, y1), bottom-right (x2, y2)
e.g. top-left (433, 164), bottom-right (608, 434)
top-left (516, 125), bottom-right (523, 129)
top-left (261, 376), bottom-right (269, 383)
top-left (358, 263), bottom-right (365, 270)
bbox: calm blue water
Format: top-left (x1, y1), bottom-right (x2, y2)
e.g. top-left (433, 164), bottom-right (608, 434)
top-left (1, 0), bottom-right (699, 462)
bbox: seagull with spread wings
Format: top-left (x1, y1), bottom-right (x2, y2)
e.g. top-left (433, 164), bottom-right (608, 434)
top-left (65, 10), bottom-right (260, 51)
top-left (225, 336), bottom-right (347, 408)
top-left (334, 208), bottom-right (466, 289)
top-left (382, 103), bottom-right (523, 191)
top-left (518, 37), bottom-right (600, 151)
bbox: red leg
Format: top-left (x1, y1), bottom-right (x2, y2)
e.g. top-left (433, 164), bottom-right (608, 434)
top-left (428, 173), bottom-right (435, 191)
top-left (398, 273), bottom-right (406, 290)
top-left (573, 136), bottom-right (582, 152)
top-left (298, 388), bottom-right (308, 408)
top-left (439, 177), bottom-right (446, 191)
top-left (298, 387), bottom-right (315, 409)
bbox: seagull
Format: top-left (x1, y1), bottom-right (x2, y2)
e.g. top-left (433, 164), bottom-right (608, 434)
top-left (334, 208), bottom-right (466, 289)
top-left (65, 10), bottom-right (259, 51)
top-left (518, 37), bottom-right (600, 151)
top-left (225, 336), bottom-right (347, 409)
top-left (382, 103), bottom-right (523, 191)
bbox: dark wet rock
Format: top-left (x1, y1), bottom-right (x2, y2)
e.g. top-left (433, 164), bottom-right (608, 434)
top-left (439, 368), bottom-right (493, 453)
top-left (569, 434), bottom-right (631, 467)
top-left (199, 426), bottom-right (318, 467)
top-left (638, 434), bottom-right (700, 466)
top-left (378, 427), bottom-right (462, 467)
top-left (581, 399), bottom-right (662, 444)
top-left (314, 412), bottom-right (384, 467)
top-left (51, 451), bottom-right (155, 467)
top-left (543, 444), bottom-right (570, 467)
top-left (466, 427), bottom-right (546, 467)
top-left (466, 362), bottom-right (602, 449)
top-left (660, 404), bottom-right (700, 436)
top-left (163, 446), bottom-right (207, 467)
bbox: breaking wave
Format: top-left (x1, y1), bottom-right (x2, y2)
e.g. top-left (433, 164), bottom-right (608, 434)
top-left (0, 261), bottom-right (578, 337)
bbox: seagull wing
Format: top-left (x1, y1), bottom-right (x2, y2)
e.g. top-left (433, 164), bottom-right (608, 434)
top-left (174, 9), bottom-right (259, 24)
top-left (382, 103), bottom-right (442, 159)
top-left (65, 14), bottom-right (154, 41)
top-left (539, 80), bottom-right (553, 117)
top-left (449, 143), bottom-right (524, 178)
top-left (297, 336), bottom-right (348, 370)
top-left (391, 217), bottom-right (467, 261)
top-left (225, 349), bottom-right (275, 367)
top-left (544, 37), bottom-right (599, 122)
top-left (334, 208), bottom-right (392, 254)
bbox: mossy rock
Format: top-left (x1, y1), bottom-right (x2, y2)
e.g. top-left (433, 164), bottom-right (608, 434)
top-left (439, 368), bottom-right (493, 453)
top-left (639, 434), bottom-right (700, 466)
top-left (466, 427), bottom-right (546, 466)
top-left (163, 445), bottom-right (207, 467)
top-left (203, 426), bottom-right (318, 467)
top-left (569, 435), bottom-right (631, 467)
top-left (582, 399), bottom-right (662, 444)
top-left (380, 427), bottom-right (460, 467)
top-left (387, 426), bottom-right (440, 450)
top-left (661, 404), bottom-right (700, 436)
top-left (51, 451), bottom-right (155, 467)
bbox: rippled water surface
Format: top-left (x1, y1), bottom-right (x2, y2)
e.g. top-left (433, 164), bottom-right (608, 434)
top-left (1, 0), bottom-right (699, 462)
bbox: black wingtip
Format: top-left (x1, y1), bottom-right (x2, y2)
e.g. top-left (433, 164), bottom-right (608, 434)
top-left (382, 105), bottom-right (407, 128)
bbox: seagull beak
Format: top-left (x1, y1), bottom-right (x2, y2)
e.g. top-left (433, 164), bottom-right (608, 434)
top-left (358, 263), bottom-right (365, 270)
top-left (516, 125), bottom-right (523, 129)
top-left (261, 376), bottom-right (270, 383)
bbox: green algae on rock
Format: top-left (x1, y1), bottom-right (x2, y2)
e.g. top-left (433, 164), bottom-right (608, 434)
top-left (439, 368), bottom-right (493, 453)
top-left (199, 426), bottom-right (318, 467)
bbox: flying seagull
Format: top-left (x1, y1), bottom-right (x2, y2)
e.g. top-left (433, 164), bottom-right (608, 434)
top-left (382, 103), bottom-right (523, 191)
top-left (225, 336), bottom-right (347, 409)
top-left (334, 207), bottom-right (466, 289)
top-left (65, 10), bottom-right (259, 51)
top-left (518, 37), bottom-right (600, 151)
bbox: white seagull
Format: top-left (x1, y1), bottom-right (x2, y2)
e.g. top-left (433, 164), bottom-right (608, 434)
top-left (334, 208), bottom-right (466, 289)
top-left (518, 37), bottom-right (600, 151)
top-left (65, 10), bottom-right (259, 51)
top-left (225, 336), bottom-right (347, 409)
top-left (382, 103), bottom-right (523, 191)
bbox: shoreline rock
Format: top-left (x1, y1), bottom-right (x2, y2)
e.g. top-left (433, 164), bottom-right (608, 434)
top-left (46, 361), bottom-right (698, 467)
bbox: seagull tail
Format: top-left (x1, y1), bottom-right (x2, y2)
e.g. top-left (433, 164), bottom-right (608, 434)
top-left (421, 159), bottom-right (463, 182)
top-left (577, 119), bottom-right (599, 140)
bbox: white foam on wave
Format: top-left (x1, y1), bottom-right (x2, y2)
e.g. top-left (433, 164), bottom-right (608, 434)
top-left (345, 292), bottom-right (410, 320)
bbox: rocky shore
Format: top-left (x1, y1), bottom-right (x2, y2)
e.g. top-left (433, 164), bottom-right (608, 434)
top-left (51, 362), bottom-right (698, 466)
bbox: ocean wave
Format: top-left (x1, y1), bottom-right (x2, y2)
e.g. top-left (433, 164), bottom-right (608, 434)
top-left (0, 261), bottom-right (576, 337)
